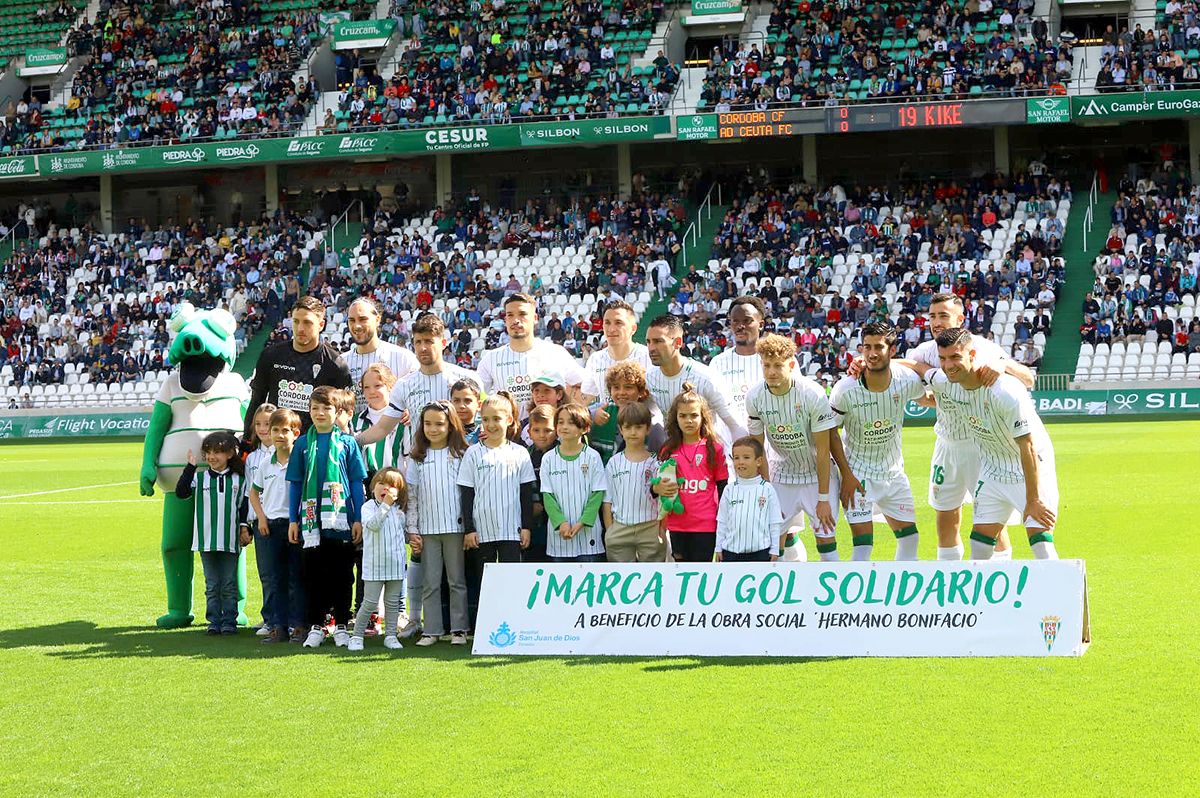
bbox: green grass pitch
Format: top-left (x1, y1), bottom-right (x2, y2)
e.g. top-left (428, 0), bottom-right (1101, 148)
top-left (0, 421), bottom-right (1196, 796)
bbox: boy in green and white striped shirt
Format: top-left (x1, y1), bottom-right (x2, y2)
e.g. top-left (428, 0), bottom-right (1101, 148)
top-left (175, 431), bottom-right (250, 635)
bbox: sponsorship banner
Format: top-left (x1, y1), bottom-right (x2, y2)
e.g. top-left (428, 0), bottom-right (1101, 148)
top-left (676, 113), bottom-right (721, 140)
top-left (1072, 90), bottom-right (1200, 121)
top-left (473, 561), bottom-right (1090, 657)
top-left (0, 155), bottom-right (36, 179)
top-left (399, 125), bottom-right (522, 153)
top-left (905, 388), bottom-right (1200, 420)
top-left (691, 0), bottom-right (742, 15)
top-left (1026, 96), bottom-right (1070, 124)
top-left (1102, 386), bottom-right (1200, 414)
top-left (25, 48), bottom-right (67, 67)
top-left (0, 410), bottom-right (151, 440)
top-left (518, 116), bottom-right (671, 146)
top-left (332, 19), bottom-right (396, 49)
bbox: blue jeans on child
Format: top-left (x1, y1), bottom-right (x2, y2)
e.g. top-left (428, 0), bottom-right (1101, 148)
top-left (256, 518), bottom-right (305, 630)
top-left (200, 551), bottom-right (240, 631)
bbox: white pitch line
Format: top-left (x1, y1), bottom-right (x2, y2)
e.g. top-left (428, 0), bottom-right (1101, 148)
top-left (0, 480), bottom-right (138, 500)
top-left (0, 499), bottom-right (148, 506)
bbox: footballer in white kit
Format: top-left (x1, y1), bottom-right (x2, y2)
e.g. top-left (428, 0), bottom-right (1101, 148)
top-left (829, 322), bottom-right (928, 561)
top-left (924, 329), bottom-right (1059, 560)
top-left (344, 297), bottom-right (418, 412)
top-left (644, 314), bottom-right (747, 445)
top-left (746, 334), bottom-right (841, 561)
top-left (903, 293), bottom-right (1034, 560)
top-left (477, 295), bottom-right (584, 416)
top-left (709, 296), bottom-right (770, 429)
top-left (579, 299), bottom-right (653, 407)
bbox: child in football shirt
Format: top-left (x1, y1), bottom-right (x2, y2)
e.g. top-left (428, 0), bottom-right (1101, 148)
top-left (716, 437), bottom-right (784, 562)
top-left (540, 404), bottom-right (608, 562)
top-left (602, 402), bottom-right (665, 562)
top-left (653, 386), bottom-right (728, 562)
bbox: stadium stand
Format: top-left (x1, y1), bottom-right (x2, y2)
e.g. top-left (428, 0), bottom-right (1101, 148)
top-left (330, 0), bottom-right (679, 130)
top-left (1073, 177), bottom-right (1200, 383)
top-left (698, 0), bottom-right (1072, 111)
top-left (678, 171), bottom-right (1070, 384)
top-left (1093, 6), bottom-right (1200, 93)
top-left (283, 184), bottom-right (690, 363)
top-left (0, 212), bottom-right (328, 408)
top-left (0, 0), bottom-right (85, 75)
top-left (7, 0), bottom-right (371, 152)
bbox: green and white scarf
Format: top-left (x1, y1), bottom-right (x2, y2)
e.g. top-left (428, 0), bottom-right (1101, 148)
top-left (301, 427), bottom-right (350, 547)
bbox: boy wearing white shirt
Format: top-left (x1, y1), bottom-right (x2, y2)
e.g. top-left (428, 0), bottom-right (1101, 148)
top-left (716, 438), bottom-right (784, 562)
top-left (248, 409), bottom-right (305, 644)
top-left (602, 403), bottom-right (665, 562)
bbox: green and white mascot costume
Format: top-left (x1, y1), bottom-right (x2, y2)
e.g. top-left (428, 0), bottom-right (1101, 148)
top-left (139, 303), bottom-right (250, 628)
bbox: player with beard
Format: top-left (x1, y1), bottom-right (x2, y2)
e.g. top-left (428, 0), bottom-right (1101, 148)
top-left (343, 297), bottom-right (418, 413)
top-left (243, 296), bottom-right (351, 437)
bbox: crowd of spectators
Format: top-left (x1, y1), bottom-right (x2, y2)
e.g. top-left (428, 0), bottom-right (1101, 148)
top-left (296, 172), bottom-right (694, 365)
top-left (1085, 172), bottom-right (1200, 354)
top-left (1093, 12), bottom-right (1200, 93)
top-left (0, 210), bottom-right (327, 394)
top-left (0, 0), bottom-right (372, 153)
top-left (698, 0), bottom-right (1070, 111)
top-left (326, 0), bottom-right (677, 131)
top-left (667, 168), bottom-right (1068, 382)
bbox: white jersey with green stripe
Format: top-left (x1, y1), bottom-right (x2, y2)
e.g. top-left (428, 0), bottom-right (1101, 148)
top-left (716, 476), bottom-right (784, 555)
top-left (383, 363), bottom-right (479, 453)
top-left (829, 365), bottom-right (926, 480)
top-left (581, 343), bottom-right (652, 405)
top-left (911, 336), bottom-right (1005, 442)
top-left (352, 408), bottom-right (405, 473)
top-left (746, 374), bottom-right (838, 485)
top-left (540, 446), bottom-right (609, 558)
top-left (155, 370), bottom-right (249, 492)
top-left (926, 371), bottom-right (1053, 484)
top-left (190, 469), bottom-right (246, 553)
top-left (708, 349), bottom-right (762, 430)
top-left (344, 340), bottom-right (419, 414)
top-left (360, 499), bottom-right (408, 581)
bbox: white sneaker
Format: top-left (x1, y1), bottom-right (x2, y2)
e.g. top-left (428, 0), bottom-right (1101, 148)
top-left (347, 636), bottom-right (364, 652)
top-left (332, 625), bottom-right (351, 647)
top-left (416, 634), bottom-right (437, 647)
top-left (397, 618), bottom-right (421, 638)
top-left (383, 635), bottom-right (403, 650)
top-left (255, 624), bottom-right (271, 637)
top-left (303, 626), bottom-right (326, 648)
top-left (450, 633), bottom-right (468, 646)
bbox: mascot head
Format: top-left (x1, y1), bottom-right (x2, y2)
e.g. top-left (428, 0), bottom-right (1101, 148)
top-left (168, 303), bottom-right (237, 395)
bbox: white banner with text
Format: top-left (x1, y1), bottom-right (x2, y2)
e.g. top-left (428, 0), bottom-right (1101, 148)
top-left (473, 561), bottom-right (1090, 657)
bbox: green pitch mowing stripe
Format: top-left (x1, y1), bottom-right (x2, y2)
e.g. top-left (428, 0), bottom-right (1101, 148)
top-left (0, 423), bottom-right (1196, 795)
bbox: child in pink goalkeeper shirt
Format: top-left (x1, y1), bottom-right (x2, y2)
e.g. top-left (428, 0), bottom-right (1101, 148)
top-left (653, 386), bottom-right (728, 562)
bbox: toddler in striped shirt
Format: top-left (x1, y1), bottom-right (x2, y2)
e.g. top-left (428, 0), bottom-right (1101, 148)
top-left (349, 467), bottom-right (409, 652)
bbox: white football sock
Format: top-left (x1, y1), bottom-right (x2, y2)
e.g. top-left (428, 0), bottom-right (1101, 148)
top-left (1030, 541), bottom-right (1058, 559)
top-left (937, 544), bottom-right (964, 561)
top-left (894, 534), bottom-right (920, 561)
top-left (969, 538), bottom-right (995, 560)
